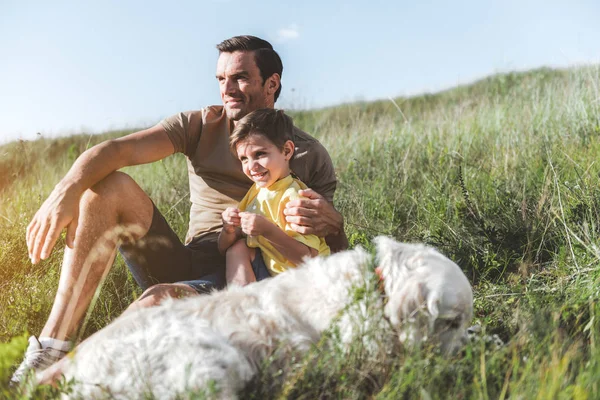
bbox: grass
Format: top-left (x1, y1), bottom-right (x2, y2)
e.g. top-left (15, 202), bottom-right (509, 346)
top-left (1, 65), bottom-right (600, 398)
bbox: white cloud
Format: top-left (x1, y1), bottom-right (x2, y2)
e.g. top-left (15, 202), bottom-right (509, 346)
top-left (276, 24), bottom-right (300, 43)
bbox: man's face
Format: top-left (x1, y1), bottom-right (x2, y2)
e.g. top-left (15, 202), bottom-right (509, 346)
top-left (216, 51), bottom-right (275, 121)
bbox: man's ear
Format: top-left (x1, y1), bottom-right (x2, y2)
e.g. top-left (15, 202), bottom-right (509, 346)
top-left (265, 73), bottom-right (280, 96)
top-left (283, 140), bottom-right (295, 161)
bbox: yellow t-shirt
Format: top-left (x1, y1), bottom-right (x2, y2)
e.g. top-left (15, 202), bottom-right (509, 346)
top-left (238, 175), bottom-right (330, 275)
top-left (160, 106), bottom-right (337, 244)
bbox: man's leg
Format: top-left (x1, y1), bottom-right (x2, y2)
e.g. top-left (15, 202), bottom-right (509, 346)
top-left (12, 172), bottom-right (154, 383)
top-left (120, 231), bottom-right (229, 313)
top-left (41, 171), bottom-right (154, 340)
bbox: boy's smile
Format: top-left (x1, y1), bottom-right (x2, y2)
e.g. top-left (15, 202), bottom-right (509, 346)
top-left (235, 133), bottom-right (294, 188)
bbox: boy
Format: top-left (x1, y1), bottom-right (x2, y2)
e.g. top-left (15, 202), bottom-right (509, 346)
top-left (218, 109), bottom-right (330, 286)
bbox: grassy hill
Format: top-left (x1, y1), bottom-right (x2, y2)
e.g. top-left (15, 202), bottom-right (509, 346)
top-left (2, 65), bottom-right (600, 398)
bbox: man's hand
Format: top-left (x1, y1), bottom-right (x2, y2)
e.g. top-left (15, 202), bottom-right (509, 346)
top-left (283, 189), bottom-right (342, 237)
top-left (25, 124), bottom-right (176, 264)
top-left (221, 207), bottom-right (241, 233)
top-left (239, 212), bottom-right (276, 237)
top-left (26, 183), bottom-right (81, 264)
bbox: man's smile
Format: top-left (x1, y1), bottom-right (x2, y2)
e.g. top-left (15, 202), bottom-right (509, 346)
top-left (226, 97), bottom-right (244, 106)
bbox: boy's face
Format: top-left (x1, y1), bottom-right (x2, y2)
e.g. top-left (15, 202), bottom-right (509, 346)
top-left (236, 133), bottom-right (294, 188)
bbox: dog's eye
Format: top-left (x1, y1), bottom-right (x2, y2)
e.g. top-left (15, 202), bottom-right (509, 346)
top-left (435, 318), bottom-right (461, 332)
top-left (448, 319), bottom-right (461, 329)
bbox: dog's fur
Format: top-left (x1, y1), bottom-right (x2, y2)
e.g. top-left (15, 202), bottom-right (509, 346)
top-left (43, 237), bottom-right (473, 399)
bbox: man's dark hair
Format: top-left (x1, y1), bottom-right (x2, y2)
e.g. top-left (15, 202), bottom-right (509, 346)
top-left (230, 108), bottom-right (293, 153)
top-left (217, 35), bottom-right (284, 102)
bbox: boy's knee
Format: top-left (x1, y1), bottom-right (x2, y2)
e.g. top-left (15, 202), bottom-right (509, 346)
top-left (137, 283), bottom-right (197, 306)
top-left (226, 240), bottom-right (255, 260)
top-left (227, 239), bottom-right (248, 255)
top-left (232, 239), bottom-right (248, 249)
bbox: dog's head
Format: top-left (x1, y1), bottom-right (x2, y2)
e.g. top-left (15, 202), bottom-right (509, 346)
top-left (373, 236), bottom-right (473, 354)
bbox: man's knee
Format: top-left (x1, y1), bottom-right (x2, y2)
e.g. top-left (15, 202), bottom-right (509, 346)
top-left (82, 172), bottom-right (137, 204)
top-left (79, 172), bottom-right (132, 210)
top-left (81, 172), bottom-right (153, 234)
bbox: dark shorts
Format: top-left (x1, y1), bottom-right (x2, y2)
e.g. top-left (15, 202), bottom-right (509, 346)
top-left (250, 248), bottom-right (271, 281)
top-left (119, 204), bottom-right (270, 294)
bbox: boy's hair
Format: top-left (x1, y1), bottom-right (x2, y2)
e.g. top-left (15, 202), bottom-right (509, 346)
top-left (230, 109), bottom-right (294, 153)
top-left (216, 35), bottom-right (283, 102)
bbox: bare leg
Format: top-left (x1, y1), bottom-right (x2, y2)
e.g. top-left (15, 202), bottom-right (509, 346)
top-left (39, 171), bottom-right (154, 341)
top-left (124, 283), bottom-right (198, 313)
top-left (36, 283), bottom-right (198, 387)
top-left (36, 356), bottom-right (69, 387)
top-left (225, 240), bottom-right (257, 287)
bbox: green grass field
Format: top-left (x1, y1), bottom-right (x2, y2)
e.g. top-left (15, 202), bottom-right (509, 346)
top-left (1, 65), bottom-right (600, 398)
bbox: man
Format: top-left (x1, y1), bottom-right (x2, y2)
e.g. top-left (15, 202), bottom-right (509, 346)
top-left (12, 35), bottom-right (347, 383)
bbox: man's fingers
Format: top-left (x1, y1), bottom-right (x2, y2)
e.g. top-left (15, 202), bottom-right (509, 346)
top-left (297, 188), bottom-right (323, 200)
top-left (27, 220), bottom-right (42, 260)
top-left (66, 218), bottom-right (78, 248)
top-left (285, 215), bottom-right (313, 227)
top-left (26, 219), bottom-right (35, 249)
top-left (42, 223), bottom-right (61, 259)
top-left (288, 223), bottom-right (313, 235)
top-left (31, 222), bottom-right (50, 264)
top-left (284, 205), bottom-right (317, 218)
top-left (26, 219), bottom-right (38, 257)
top-left (285, 198), bottom-right (311, 210)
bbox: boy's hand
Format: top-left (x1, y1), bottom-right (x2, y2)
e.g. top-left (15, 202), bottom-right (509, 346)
top-left (221, 207), bottom-right (241, 233)
top-left (239, 212), bottom-right (275, 237)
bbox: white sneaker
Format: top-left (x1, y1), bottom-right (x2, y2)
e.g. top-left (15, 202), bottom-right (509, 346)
top-left (10, 336), bottom-right (68, 385)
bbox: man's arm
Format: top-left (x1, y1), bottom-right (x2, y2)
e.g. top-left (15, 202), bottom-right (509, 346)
top-left (27, 124), bottom-right (175, 264)
top-left (283, 189), bottom-right (349, 253)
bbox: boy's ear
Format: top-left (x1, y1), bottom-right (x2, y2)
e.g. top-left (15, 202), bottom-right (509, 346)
top-left (283, 140), bottom-right (295, 161)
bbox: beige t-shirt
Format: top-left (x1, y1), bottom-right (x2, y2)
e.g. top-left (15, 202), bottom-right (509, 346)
top-left (160, 106), bottom-right (337, 244)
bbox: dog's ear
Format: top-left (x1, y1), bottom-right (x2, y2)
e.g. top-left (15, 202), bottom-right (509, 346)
top-left (374, 266), bottom-right (384, 281)
top-left (374, 236), bottom-right (429, 273)
top-left (374, 236), bottom-right (405, 275)
top-left (373, 236), bottom-right (398, 254)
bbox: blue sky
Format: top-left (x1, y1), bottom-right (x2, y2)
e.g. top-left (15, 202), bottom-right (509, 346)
top-left (1, 0), bottom-right (599, 143)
